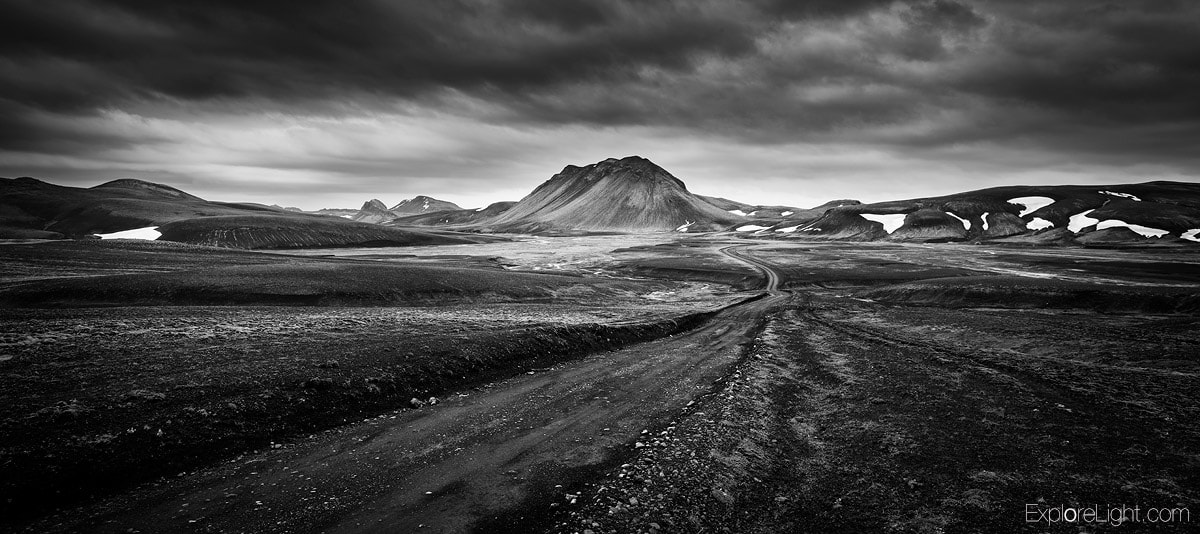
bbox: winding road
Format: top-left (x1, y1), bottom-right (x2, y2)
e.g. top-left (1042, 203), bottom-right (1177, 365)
top-left (719, 244), bottom-right (783, 292)
top-left (40, 245), bottom-right (788, 534)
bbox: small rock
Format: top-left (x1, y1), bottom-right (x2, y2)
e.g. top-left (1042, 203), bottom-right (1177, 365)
top-left (629, 497), bottom-right (639, 506)
top-left (409, 398), bottom-right (427, 408)
top-left (303, 377), bottom-right (335, 390)
top-left (316, 360), bottom-right (339, 369)
top-left (427, 397), bottom-right (439, 405)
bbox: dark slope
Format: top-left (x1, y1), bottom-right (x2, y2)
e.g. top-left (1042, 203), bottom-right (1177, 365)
top-left (1, 177), bottom-right (268, 237)
top-left (157, 216), bottom-right (502, 249)
top-left (388, 201), bottom-right (517, 228)
top-left (0, 177), bottom-right (498, 249)
top-left (479, 156), bottom-right (744, 234)
top-left (781, 211), bottom-right (887, 241)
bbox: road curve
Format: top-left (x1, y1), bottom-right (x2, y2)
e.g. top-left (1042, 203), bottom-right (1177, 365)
top-left (719, 244), bottom-right (783, 292)
top-left (36, 246), bottom-right (789, 534)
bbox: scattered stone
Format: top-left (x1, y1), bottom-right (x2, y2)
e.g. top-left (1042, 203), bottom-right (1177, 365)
top-left (427, 396), bottom-right (439, 405)
top-left (409, 398), bottom-right (427, 408)
top-left (124, 389), bottom-right (166, 402)
top-left (316, 360), bottom-right (339, 369)
top-left (303, 377), bottom-right (335, 390)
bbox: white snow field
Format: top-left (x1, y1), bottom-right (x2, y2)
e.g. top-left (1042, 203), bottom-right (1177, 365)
top-left (946, 212), bottom-right (970, 229)
top-left (1100, 190), bottom-right (1141, 201)
top-left (1009, 196), bottom-right (1054, 216)
top-left (96, 227), bottom-right (161, 240)
top-left (1096, 220), bottom-right (1169, 238)
top-left (1068, 210), bottom-right (1100, 232)
top-left (860, 214), bottom-right (906, 234)
top-left (1026, 218), bottom-right (1054, 230)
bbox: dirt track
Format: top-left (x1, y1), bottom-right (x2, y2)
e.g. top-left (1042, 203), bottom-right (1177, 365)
top-left (34, 245), bottom-right (788, 533)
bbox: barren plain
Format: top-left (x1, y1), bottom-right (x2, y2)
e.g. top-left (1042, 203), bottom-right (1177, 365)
top-left (2, 235), bottom-right (1197, 533)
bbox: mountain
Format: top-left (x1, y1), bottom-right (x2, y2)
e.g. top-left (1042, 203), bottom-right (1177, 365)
top-left (390, 195), bottom-right (461, 215)
top-left (388, 201), bottom-right (517, 228)
top-left (747, 181), bottom-right (1200, 244)
top-left (347, 196), bottom-right (462, 225)
top-left (478, 156), bottom-right (744, 234)
top-left (0, 177), bottom-right (502, 249)
top-left (352, 199), bottom-right (396, 224)
top-left (311, 208), bottom-right (359, 218)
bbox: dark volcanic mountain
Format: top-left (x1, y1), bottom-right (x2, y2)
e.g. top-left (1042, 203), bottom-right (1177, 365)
top-left (479, 156), bottom-right (744, 234)
top-left (0, 177), bottom-right (500, 249)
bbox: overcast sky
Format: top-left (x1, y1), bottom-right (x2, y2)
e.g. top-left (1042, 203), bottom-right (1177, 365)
top-left (2, 0), bottom-right (1199, 210)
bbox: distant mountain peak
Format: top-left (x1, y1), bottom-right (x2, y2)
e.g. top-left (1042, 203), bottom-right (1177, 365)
top-left (361, 199), bottom-right (388, 211)
top-left (390, 196), bottom-right (461, 214)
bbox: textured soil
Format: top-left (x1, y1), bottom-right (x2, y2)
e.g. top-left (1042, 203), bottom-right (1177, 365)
top-left (3, 237), bottom-right (1199, 533)
top-left (552, 294), bottom-right (1199, 533)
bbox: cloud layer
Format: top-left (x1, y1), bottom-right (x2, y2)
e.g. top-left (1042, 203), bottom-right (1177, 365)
top-left (2, 0), bottom-right (1198, 208)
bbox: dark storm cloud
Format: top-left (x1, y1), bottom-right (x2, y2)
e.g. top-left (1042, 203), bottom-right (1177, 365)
top-left (0, 0), bottom-right (758, 111)
top-left (2, 0), bottom-right (1200, 186)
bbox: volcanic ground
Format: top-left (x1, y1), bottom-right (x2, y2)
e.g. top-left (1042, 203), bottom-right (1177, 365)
top-left (1, 233), bottom-right (1197, 533)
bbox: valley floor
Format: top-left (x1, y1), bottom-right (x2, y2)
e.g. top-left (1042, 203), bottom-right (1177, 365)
top-left (2, 236), bottom-right (1198, 533)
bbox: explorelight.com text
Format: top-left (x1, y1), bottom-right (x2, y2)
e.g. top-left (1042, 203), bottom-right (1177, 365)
top-left (1026, 504), bottom-right (1190, 526)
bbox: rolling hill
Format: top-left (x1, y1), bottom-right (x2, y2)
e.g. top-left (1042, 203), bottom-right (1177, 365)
top-left (736, 181), bottom-right (1200, 244)
top-left (0, 177), bottom-right (501, 249)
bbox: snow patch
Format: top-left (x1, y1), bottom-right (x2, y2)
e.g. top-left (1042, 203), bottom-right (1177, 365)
top-left (97, 226), bottom-right (161, 240)
top-left (736, 225), bottom-right (770, 232)
top-left (860, 213), bottom-right (906, 234)
top-left (946, 212), bottom-right (970, 230)
top-left (981, 212), bottom-right (990, 231)
top-left (1026, 218), bottom-right (1054, 230)
top-left (728, 210), bottom-right (748, 216)
top-left (1096, 220), bottom-right (1169, 238)
top-left (748, 211), bottom-right (758, 216)
top-left (1100, 190), bottom-right (1141, 201)
top-left (1009, 196), bottom-right (1054, 216)
top-left (775, 225), bottom-right (800, 233)
top-left (1067, 210), bottom-right (1099, 233)
top-left (675, 221), bottom-right (694, 232)
top-left (475, 207), bottom-right (485, 212)
top-left (1183, 229), bottom-right (1200, 242)
top-left (781, 211), bottom-right (794, 217)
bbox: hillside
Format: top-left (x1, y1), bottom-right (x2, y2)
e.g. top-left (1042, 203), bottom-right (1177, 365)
top-left (739, 181), bottom-right (1200, 244)
top-left (0, 177), bottom-right (501, 249)
top-left (477, 156), bottom-right (744, 234)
